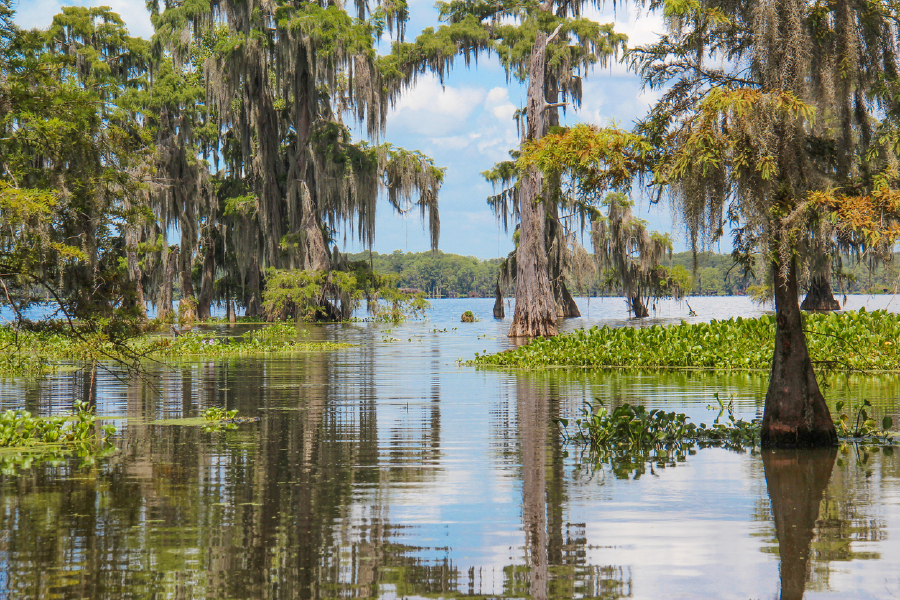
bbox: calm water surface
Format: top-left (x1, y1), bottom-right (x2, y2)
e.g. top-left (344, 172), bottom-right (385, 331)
top-left (1, 296), bottom-right (899, 599)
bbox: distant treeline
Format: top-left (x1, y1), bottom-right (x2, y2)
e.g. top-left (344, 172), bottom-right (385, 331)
top-left (347, 250), bottom-right (900, 298)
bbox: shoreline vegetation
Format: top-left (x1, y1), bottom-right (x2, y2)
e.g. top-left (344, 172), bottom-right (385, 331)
top-left (0, 323), bottom-right (353, 379)
top-left (470, 308), bottom-right (900, 373)
top-left (348, 250), bottom-right (900, 299)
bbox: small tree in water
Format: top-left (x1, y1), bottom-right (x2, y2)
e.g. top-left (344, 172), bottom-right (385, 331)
top-left (632, 0), bottom-right (900, 446)
top-left (592, 193), bottom-right (689, 317)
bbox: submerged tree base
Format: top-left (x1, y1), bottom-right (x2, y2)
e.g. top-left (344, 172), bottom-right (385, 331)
top-left (800, 276), bottom-right (841, 311)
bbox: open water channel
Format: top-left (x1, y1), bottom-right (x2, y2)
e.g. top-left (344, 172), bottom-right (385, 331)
top-left (1, 296), bottom-right (899, 599)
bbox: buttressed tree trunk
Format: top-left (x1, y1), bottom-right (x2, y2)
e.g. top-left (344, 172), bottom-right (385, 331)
top-left (509, 29), bottom-right (558, 338)
top-left (493, 280), bottom-right (505, 318)
top-left (630, 295), bottom-right (649, 318)
top-left (800, 275), bottom-right (840, 311)
top-left (761, 259), bottom-right (837, 447)
top-left (548, 192), bottom-right (580, 318)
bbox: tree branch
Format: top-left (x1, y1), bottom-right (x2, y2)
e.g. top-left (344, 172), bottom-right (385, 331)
top-left (546, 23), bottom-right (564, 44)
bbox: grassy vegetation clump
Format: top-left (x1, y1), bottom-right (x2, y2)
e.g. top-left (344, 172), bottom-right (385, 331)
top-left (0, 325), bottom-right (353, 378)
top-left (471, 308), bottom-right (900, 372)
top-left (151, 329), bottom-right (352, 358)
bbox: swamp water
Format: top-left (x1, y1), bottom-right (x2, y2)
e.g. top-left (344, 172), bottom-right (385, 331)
top-left (0, 296), bottom-right (899, 599)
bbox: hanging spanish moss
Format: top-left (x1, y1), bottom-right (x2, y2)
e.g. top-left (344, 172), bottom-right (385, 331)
top-left (143, 0), bottom-right (445, 319)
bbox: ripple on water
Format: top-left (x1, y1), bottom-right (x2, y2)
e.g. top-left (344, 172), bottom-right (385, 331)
top-left (0, 297), bottom-right (897, 598)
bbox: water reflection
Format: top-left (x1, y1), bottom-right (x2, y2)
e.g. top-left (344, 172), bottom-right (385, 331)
top-left (517, 377), bottom-right (632, 599)
top-left (763, 448), bottom-right (836, 600)
top-left (0, 307), bottom-right (898, 598)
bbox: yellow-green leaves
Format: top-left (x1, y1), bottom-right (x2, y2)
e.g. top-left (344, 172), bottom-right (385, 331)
top-left (520, 123), bottom-right (652, 195)
top-left (663, 87), bottom-right (816, 185)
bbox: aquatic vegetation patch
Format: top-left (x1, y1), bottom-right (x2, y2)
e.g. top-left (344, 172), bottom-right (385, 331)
top-left (559, 396), bottom-right (761, 451)
top-left (0, 400), bottom-right (115, 448)
top-left (470, 309), bottom-right (900, 372)
top-left (0, 352), bottom-right (50, 379)
top-left (564, 396), bottom-right (896, 479)
top-left (150, 408), bottom-right (259, 431)
top-left (0, 325), bottom-right (353, 377)
top-left (0, 401), bottom-right (116, 472)
top-left (149, 328), bottom-right (353, 358)
top-left (834, 399), bottom-right (894, 442)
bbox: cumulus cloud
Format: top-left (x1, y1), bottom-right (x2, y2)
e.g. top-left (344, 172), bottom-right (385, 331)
top-left (388, 75), bottom-right (487, 137)
top-left (14, 0), bottom-right (154, 39)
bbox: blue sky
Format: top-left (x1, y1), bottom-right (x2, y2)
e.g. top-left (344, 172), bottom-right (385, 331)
top-left (14, 0), bottom-right (689, 259)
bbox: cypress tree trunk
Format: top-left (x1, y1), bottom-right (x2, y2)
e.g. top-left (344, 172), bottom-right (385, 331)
top-left (762, 448), bottom-right (836, 600)
top-left (158, 247), bottom-right (178, 321)
top-left (761, 259), bottom-right (837, 447)
top-left (630, 295), bottom-right (649, 318)
top-left (556, 280), bottom-right (580, 318)
top-left (245, 257), bottom-right (262, 318)
top-left (800, 275), bottom-right (840, 311)
top-left (509, 29), bottom-right (558, 338)
top-left (493, 280), bottom-right (505, 318)
top-left (180, 227), bottom-right (196, 308)
top-left (125, 228), bottom-right (146, 319)
top-left (197, 238), bottom-right (215, 321)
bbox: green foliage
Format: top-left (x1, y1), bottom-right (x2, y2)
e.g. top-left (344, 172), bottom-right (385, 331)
top-left (461, 310), bottom-right (476, 322)
top-left (0, 400), bottom-right (115, 449)
top-left (560, 397), bottom-right (760, 450)
top-left (203, 407), bottom-right (238, 422)
top-left (559, 397), bottom-right (760, 478)
top-left (201, 407), bottom-right (258, 431)
top-left (262, 265), bottom-right (429, 322)
top-left (346, 250), bottom-right (508, 298)
top-left (152, 329), bottom-right (353, 358)
top-left (834, 399), bottom-right (895, 441)
top-left (0, 325), bottom-right (352, 376)
top-left (470, 308), bottom-right (900, 372)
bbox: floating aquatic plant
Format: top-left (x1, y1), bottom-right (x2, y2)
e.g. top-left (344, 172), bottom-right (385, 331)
top-left (471, 309), bottom-right (900, 372)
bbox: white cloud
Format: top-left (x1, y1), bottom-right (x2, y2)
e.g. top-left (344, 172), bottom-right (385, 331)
top-left (388, 74), bottom-right (487, 136)
top-left (580, 6), bottom-right (667, 77)
top-left (484, 86), bottom-right (517, 122)
top-left (14, 0), bottom-right (154, 39)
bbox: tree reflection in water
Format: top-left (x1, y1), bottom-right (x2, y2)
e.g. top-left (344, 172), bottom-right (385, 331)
top-left (516, 376), bottom-right (632, 599)
top-left (762, 448), bottom-right (836, 600)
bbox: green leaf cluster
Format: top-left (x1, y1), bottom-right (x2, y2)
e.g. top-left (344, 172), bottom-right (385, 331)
top-left (470, 308), bottom-right (900, 372)
top-left (0, 400), bottom-right (115, 449)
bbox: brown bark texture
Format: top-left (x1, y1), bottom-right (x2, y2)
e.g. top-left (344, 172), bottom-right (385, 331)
top-left (509, 29), bottom-right (558, 338)
top-left (245, 257), bottom-right (262, 317)
top-left (158, 247), bottom-right (178, 321)
top-left (761, 260), bottom-right (837, 447)
top-left (180, 229), bottom-right (196, 305)
top-left (493, 281), bottom-right (505, 318)
top-left (547, 197), bottom-right (580, 318)
top-left (197, 238), bottom-right (215, 321)
top-left (763, 448), bottom-right (836, 600)
top-left (800, 275), bottom-right (840, 311)
top-left (554, 279), bottom-right (581, 318)
top-left (124, 228), bottom-right (146, 319)
top-left (630, 295), bottom-right (649, 318)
